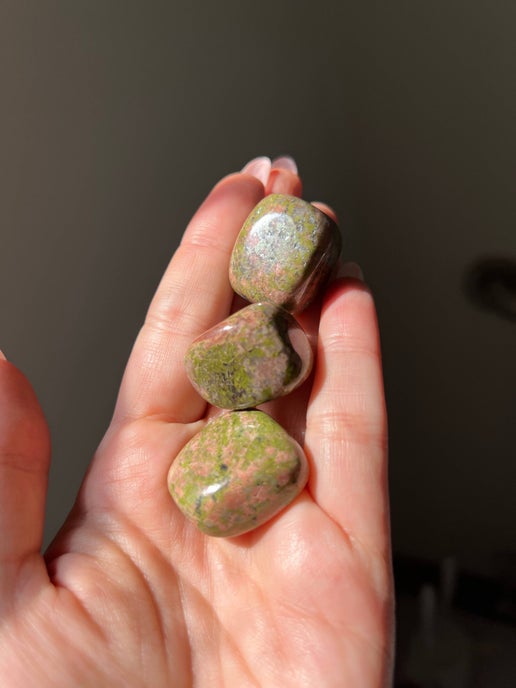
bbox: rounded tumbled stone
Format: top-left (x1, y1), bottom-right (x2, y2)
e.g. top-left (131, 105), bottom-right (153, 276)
top-left (184, 302), bottom-right (312, 410)
top-left (168, 410), bottom-right (308, 537)
top-left (229, 194), bottom-right (341, 312)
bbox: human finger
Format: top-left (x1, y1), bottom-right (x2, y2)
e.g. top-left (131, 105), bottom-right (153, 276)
top-left (310, 201), bottom-right (338, 224)
top-left (241, 155), bottom-right (271, 185)
top-left (305, 274), bottom-right (389, 558)
top-left (271, 155), bottom-right (298, 174)
top-left (112, 169), bottom-right (270, 425)
top-left (266, 155), bottom-right (303, 196)
top-left (0, 353), bottom-right (51, 601)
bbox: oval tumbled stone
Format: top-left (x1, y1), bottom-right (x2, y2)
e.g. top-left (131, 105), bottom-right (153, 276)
top-left (185, 302), bottom-right (312, 410)
top-left (168, 410), bottom-right (308, 537)
top-left (229, 194), bottom-right (341, 312)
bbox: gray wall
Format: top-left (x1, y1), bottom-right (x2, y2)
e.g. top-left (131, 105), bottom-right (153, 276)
top-left (1, 2), bottom-right (515, 576)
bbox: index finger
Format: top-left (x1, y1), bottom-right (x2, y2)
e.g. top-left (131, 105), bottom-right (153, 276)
top-left (113, 172), bottom-right (265, 425)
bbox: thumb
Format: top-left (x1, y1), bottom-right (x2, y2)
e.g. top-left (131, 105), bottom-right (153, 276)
top-left (0, 352), bottom-right (51, 594)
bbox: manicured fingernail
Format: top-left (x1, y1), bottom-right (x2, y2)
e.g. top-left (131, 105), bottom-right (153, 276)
top-left (0, 349), bottom-right (6, 361)
top-left (271, 155), bottom-right (298, 174)
top-left (241, 156), bottom-right (272, 186)
top-left (338, 261), bottom-right (364, 281)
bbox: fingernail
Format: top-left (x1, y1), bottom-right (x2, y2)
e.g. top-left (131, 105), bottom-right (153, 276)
top-left (0, 349), bottom-right (6, 361)
top-left (241, 156), bottom-right (272, 186)
top-left (271, 155), bottom-right (298, 174)
top-left (338, 261), bottom-right (364, 281)
top-left (266, 168), bottom-right (303, 196)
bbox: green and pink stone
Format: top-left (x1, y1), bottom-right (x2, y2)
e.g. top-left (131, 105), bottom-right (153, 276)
top-left (184, 302), bottom-right (313, 410)
top-left (168, 193), bottom-right (341, 537)
top-left (168, 411), bottom-right (308, 537)
top-left (230, 194), bottom-right (341, 312)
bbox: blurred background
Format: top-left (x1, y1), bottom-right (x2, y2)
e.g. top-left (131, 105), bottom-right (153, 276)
top-left (1, 2), bottom-right (515, 685)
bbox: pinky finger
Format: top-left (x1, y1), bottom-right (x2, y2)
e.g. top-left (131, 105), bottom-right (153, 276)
top-left (305, 278), bottom-right (389, 556)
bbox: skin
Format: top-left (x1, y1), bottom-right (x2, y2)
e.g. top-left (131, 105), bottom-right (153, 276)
top-left (0, 157), bottom-right (393, 687)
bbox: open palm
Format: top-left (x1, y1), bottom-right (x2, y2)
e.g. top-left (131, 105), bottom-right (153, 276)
top-left (0, 158), bottom-right (393, 687)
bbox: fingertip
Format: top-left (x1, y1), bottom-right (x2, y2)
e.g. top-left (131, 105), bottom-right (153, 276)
top-left (311, 201), bottom-right (339, 224)
top-left (317, 276), bottom-right (381, 377)
top-left (271, 155), bottom-right (298, 174)
top-left (240, 156), bottom-right (272, 187)
top-left (216, 170), bottom-right (266, 196)
top-left (321, 275), bottom-right (375, 325)
top-left (265, 168), bottom-right (303, 196)
top-left (213, 171), bottom-right (267, 208)
top-left (182, 172), bottom-right (265, 248)
top-left (0, 360), bottom-right (51, 465)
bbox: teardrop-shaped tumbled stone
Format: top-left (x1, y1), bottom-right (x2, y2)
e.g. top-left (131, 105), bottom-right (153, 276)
top-left (168, 410), bottom-right (308, 537)
top-left (229, 194), bottom-right (341, 312)
top-left (184, 302), bottom-right (312, 410)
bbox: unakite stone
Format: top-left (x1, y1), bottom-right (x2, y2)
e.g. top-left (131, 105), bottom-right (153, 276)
top-left (229, 194), bottom-right (341, 312)
top-left (168, 410), bottom-right (308, 537)
top-left (184, 302), bottom-right (312, 410)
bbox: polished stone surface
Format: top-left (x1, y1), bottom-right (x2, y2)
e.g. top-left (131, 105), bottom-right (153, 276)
top-left (168, 410), bottom-right (308, 537)
top-left (185, 302), bottom-right (312, 410)
top-left (229, 194), bottom-right (341, 312)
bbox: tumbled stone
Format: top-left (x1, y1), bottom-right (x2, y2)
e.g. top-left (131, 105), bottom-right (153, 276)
top-left (168, 410), bottom-right (308, 537)
top-left (229, 194), bottom-right (341, 312)
top-left (185, 302), bottom-right (312, 410)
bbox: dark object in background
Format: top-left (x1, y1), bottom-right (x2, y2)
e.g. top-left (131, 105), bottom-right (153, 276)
top-left (394, 556), bottom-right (516, 687)
top-left (394, 555), bottom-right (516, 627)
top-left (465, 257), bottom-right (516, 322)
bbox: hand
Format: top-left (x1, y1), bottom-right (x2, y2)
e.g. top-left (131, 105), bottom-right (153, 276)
top-left (0, 157), bottom-right (393, 687)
